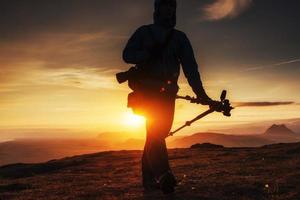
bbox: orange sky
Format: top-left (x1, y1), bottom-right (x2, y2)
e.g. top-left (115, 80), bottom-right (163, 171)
top-left (1, 62), bottom-right (299, 140)
top-left (0, 0), bottom-right (300, 141)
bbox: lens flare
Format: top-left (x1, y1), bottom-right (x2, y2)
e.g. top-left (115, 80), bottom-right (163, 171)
top-left (123, 111), bottom-right (145, 128)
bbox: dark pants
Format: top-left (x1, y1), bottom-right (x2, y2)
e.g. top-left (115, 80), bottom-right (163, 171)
top-left (141, 94), bottom-right (175, 183)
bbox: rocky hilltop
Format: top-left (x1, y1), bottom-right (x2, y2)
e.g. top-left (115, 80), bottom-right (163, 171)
top-left (1, 142), bottom-right (300, 200)
top-left (264, 124), bottom-right (296, 135)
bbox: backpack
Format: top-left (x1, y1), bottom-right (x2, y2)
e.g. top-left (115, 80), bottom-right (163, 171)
top-left (127, 26), bottom-right (177, 115)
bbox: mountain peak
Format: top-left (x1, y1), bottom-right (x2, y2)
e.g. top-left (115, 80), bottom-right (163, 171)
top-left (264, 124), bottom-right (295, 135)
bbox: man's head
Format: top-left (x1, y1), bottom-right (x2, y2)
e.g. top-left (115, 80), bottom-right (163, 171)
top-left (154, 0), bottom-right (177, 28)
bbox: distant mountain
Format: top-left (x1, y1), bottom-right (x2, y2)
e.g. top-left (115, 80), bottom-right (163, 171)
top-left (1, 125), bottom-right (299, 166)
top-left (117, 139), bottom-right (144, 150)
top-left (168, 132), bottom-right (272, 148)
top-left (0, 139), bottom-right (108, 166)
top-left (264, 124), bottom-right (296, 135)
top-left (97, 132), bottom-right (144, 144)
top-left (260, 124), bottom-right (299, 144)
top-left (168, 125), bottom-right (300, 148)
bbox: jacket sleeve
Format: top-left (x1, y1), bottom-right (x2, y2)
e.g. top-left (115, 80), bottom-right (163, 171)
top-left (179, 32), bottom-right (210, 99)
top-left (122, 26), bottom-right (150, 64)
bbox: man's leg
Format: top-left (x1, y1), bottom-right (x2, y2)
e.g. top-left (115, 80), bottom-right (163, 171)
top-left (142, 96), bottom-right (177, 193)
top-left (144, 133), bottom-right (170, 177)
top-left (142, 138), bottom-right (157, 189)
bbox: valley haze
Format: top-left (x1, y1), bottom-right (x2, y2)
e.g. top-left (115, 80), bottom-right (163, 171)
top-left (1, 124), bottom-right (299, 166)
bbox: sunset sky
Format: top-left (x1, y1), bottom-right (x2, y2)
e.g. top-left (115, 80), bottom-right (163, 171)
top-left (0, 0), bottom-right (300, 141)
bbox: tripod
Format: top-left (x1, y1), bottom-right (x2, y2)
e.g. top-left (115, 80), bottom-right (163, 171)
top-left (168, 90), bottom-right (233, 136)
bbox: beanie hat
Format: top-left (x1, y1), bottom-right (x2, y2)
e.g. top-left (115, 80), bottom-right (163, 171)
top-left (154, 0), bottom-right (177, 12)
top-left (153, 0), bottom-right (177, 28)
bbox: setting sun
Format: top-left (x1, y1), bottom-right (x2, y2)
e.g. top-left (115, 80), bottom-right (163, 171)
top-left (123, 111), bottom-right (146, 128)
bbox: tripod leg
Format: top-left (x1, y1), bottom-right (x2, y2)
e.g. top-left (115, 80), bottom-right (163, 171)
top-left (187, 109), bottom-right (214, 125)
top-left (168, 109), bottom-right (214, 137)
top-left (169, 124), bottom-right (187, 136)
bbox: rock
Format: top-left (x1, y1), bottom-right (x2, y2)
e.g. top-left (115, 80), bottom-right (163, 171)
top-left (190, 143), bottom-right (224, 149)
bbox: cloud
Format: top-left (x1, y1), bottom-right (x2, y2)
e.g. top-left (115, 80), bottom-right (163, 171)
top-left (33, 67), bottom-right (121, 90)
top-left (244, 58), bottom-right (300, 72)
top-left (234, 101), bottom-right (295, 107)
top-left (0, 0), bottom-right (149, 42)
top-left (201, 0), bottom-right (252, 21)
top-left (0, 0), bottom-right (148, 79)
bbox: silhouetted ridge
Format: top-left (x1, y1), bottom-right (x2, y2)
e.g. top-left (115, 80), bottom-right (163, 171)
top-left (264, 124), bottom-right (295, 135)
top-left (190, 143), bottom-right (224, 149)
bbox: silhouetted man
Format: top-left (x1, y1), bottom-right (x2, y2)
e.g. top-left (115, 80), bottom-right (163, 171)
top-left (122, 0), bottom-right (212, 194)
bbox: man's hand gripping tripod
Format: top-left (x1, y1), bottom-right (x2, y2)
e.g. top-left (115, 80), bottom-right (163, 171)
top-left (169, 90), bottom-right (234, 136)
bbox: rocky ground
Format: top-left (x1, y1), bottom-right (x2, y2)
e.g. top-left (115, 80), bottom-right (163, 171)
top-left (0, 142), bottom-right (300, 200)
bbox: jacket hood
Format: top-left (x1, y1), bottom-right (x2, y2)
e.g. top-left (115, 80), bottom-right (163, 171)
top-left (153, 0), bottom-right (177, 29)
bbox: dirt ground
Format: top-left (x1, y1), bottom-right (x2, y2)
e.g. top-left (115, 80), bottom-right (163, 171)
top-left (1, 143), bottom-right (300, 200)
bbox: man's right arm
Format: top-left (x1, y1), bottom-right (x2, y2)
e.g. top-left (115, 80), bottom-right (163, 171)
top-left (178, 31), bottom-right (212, 104)
top-left (123, 26), bottom-right (150, 64)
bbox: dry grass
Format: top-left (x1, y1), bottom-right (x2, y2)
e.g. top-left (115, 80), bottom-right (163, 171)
top-left (0, 143), bottom-right (300, 200)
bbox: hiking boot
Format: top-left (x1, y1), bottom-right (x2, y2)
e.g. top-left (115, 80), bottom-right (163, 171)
top-left (158, 171), bottom-right (177, 194)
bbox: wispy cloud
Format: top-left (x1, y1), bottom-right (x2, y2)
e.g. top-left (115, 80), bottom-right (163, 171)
top-left (234, 101), bottom-right (295, 107)
top-left (31, 67), bottom-right (121, 90)
top-left (201, 0), bottom-right (252, 21)
top-left (244, 58), bottom-right (300, 72)
top-left (0, 63), bottom-right (122, 95)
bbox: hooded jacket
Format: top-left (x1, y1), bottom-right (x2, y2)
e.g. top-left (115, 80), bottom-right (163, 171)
top-left (122, 1), bottom-right (209, 99)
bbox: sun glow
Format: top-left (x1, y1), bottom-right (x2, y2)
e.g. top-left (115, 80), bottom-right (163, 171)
top-left (123, 111), bottom-right (146, 128)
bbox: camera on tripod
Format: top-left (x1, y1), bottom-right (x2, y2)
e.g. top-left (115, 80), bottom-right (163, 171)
top-left (170, 90), bottom-right (234, 136)
top-left (213, 90), bottom-right (233, 117)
